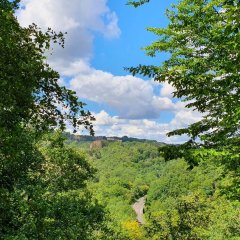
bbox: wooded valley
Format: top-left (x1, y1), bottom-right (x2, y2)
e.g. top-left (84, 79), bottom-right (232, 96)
top-left (0, 0), bottom-right (239, 239)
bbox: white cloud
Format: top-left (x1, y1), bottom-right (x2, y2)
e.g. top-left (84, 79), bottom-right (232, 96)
top-left (170, 109), bottom-right (202, 130)
top-left (94, 111), bottom-right (119, 126)
top-left (68, 64), bottom-right (178, 119)
top-left (152, 96), bottom-right (176, 111)
top-left (17, 0), bottom-right (121, 69)
top-left (160, 82), bottom-right (176, 98)
top-left (59, 59), bottom-right (93, 77)
top-left (16, 1), bottom-right (203, 143)
top-left (92, 110), bottom-right (201, 143)
top-left (58, 61), bottom-right (202, 143)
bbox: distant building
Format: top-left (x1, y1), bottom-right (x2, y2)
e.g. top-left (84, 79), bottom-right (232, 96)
top-left (65, 133), bottom-right (159, 144)
top-left (106, 137), bottom-right (122, 142)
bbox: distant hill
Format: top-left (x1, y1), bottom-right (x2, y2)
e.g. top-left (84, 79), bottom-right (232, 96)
top-left (64, 132), bottom-right (162, 143)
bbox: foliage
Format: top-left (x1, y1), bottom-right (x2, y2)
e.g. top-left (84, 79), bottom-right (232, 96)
top-left (0, 1), bottom-right (103, 239)
top-left (122, 220), bottom-right (145, 240)
top-left (84, 141), bottom-right (165, 239)
top-left (127, 0), bottom-right (240, 144)
top-left (0, 0), bottom-right (94, 133)
top-left (1, 133), bottom-right (110, 239)
top-left (1, 0), bottom-right (239, 238)
top-left (145, 159), bottom-right (240, 239)
top-left (126, 3), bottom-right (240, 235)
top-left (71, 140), bottom-right (239, 239)
top-left (127, 0), bottom-right (150, 8)
top-left (146, 193), bottom-right (240, 240)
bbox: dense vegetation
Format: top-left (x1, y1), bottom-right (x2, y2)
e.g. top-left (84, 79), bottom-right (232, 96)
top-left (67, 139), bottom-right (240, 239)
top-left (126, 1), bottom-right (240, 197)
top-left (0, 0), bottom-right (239, 239)
top-left (0, 1), bottom-right (105, 239)
top-left (129, 0), bottom-right (240, 238)
top-left (128, 0), bottom-right (240, 144)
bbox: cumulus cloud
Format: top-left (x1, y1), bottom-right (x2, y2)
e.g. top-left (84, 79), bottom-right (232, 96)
top-left (92, 110), bottom-right (201, 143)
top-left (16, 1), bottom-right (202, 142)
top-left (160, 82), bottom-right (176, 98)
top-left (68, 63), bottom-right (178, 119)
top-left (56, 61), bottom-right (202, 143)
top-left (17, 0), bottom-right (121, 68)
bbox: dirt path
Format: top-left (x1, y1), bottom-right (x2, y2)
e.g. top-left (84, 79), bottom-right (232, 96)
top-left (132, 196), bottom-right (145, 224)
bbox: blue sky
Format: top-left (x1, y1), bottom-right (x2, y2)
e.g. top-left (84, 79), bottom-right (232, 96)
top-left (17, 0), bottom-right (201, 143)
top-left (92, 1), bottom-right (173, 75)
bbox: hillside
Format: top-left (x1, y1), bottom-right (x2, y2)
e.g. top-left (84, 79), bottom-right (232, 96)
top-left (64, 132), bottom-right (161, 143)
top-left (66, 138), bottom-right (240, 240)
top-left (1, 1), bottom-right (239, 239)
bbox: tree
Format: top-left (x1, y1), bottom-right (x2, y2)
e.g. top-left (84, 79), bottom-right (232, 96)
top-left (127, 0), bottom-right (240, 145)
top-left (127, 1), bottom-right (240, 235)
top-left (0, 0), bottom-right (96, 192)
top-left (0, 0), bottom-right (94, 133)
top-left (127, 0), bottom-right (150, 7)
top-left (145, 159), bottom-right (240, 239)
top-left (0, 1), bottom-right (105, 238)
top-left (1, 133), bottom-right (109, 239)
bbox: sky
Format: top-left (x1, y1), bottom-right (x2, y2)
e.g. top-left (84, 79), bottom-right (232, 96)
top-left (16, 0), bottom-right (202, 143)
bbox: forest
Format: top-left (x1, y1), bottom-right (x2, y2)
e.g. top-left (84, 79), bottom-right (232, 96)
top-left (64, 137), bottom-right (239, 239)
top-left (0, 0), bottom-right (239, 239)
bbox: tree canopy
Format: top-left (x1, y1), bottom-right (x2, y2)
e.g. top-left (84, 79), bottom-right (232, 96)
top-left (73, 139), bottom-right (240, 239)
top-left (0, 1), bottom-right (106, 239)
top-left (0, 0), bottom-right (94, 134)
top-left (1, 0), bottom-right (239, 238)
top-left (127, 0), bottom-right (240, 206)
top-left (127, 0), bottom-right (240, 145)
